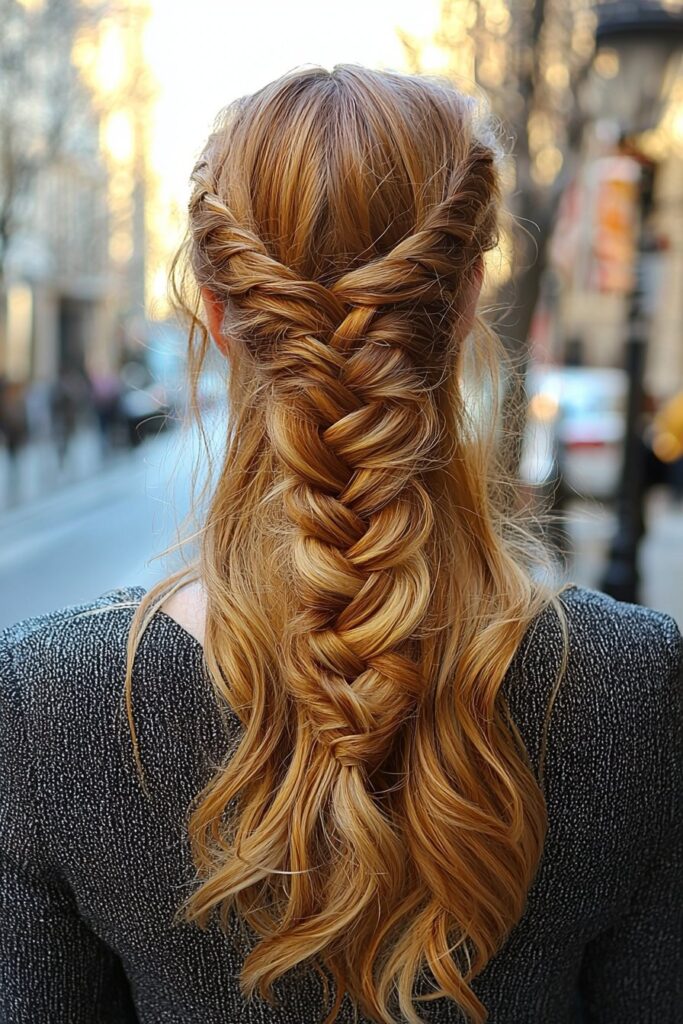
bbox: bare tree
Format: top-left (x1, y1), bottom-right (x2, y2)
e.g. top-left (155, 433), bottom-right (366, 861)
top-left (400, 0), bottom-right (597, 473)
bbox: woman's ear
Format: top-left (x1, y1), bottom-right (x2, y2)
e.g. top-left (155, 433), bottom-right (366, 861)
top-left (201, 287), bottom-right (229, 355)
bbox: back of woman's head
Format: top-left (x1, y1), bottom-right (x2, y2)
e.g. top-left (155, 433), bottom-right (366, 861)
top-left (126, 63), bottom-right (569, 1024)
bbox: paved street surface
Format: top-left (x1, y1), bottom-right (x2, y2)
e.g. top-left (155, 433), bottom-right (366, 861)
top-left (639, 495), bottom-right (683, 626)
top-left (1, 431), bottom-right (682, 631)
top-left (564, 491), bottom-right (683, 628)
top-left (0, 423), bottom-right (209, 630)
top-left (0, 427), bottom-right (107, 515)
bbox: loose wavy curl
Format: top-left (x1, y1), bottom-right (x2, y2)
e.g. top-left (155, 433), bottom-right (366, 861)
top-left (122, 64), bottom-right (571, 1024)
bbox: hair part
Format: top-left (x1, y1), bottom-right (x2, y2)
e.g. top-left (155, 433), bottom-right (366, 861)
top-left (123, 64), bottom-right (570, 1024)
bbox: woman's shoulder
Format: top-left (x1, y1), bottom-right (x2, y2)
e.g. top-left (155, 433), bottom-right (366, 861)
top-left (0, 586), bottom-right (206, 748)
top-left (543, 582), bottom-right (681, 688)
top-left (514, 582), bottom-right (681, 684)
top-left (0, 584), bottom-right (212, 788)
top-left (1, 584), bottom-right (144, 641)
top-left (0, 588), bottom-right (145, 865)
top-left (0, 586), bottom-right (147, 692)
top-left (504, 583), bottom-right (682, 770)
top-left (0, 587), bottom-right (219, 879)
top-left (3, 578), bottom-right (207, 678)
top-left (555, 581), bottom-right (681, 641)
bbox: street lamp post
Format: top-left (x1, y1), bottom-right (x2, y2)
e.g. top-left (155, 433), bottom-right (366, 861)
top-left (600, 150), bottom-right (656, 602)
top-left (588, 1), bottom-right (683, 603)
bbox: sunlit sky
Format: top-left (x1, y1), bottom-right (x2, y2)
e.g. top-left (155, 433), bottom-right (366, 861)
top-left (142, 0), bottom-right (443, 305)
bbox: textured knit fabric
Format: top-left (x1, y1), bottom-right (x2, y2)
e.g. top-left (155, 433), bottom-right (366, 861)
top-left (0, 582), bottom-right (681, 1024)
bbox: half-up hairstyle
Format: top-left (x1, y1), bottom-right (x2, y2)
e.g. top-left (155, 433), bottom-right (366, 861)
top-left (123, 64), bottom-right (571, 1023)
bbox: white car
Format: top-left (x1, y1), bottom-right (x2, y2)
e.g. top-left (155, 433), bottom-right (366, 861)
top-left (520, 366), bottom-right (628, 501)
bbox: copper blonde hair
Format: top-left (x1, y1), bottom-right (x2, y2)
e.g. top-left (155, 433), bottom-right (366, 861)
top-left (122, 64), bottom-right (570, 1023)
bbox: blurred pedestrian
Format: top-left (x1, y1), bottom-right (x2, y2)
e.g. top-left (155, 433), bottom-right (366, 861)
top-left (86, 365), bottom-right (122, 458)
top-left (24, 379), bottom-right (53, 443)
top-left (50, 368), bottom-right (87, 467)
top-left (0, 375), bottom-right (28, 503)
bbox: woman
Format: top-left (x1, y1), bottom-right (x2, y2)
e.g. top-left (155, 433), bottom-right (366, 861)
top-left (0, 65), bottom-right (680, 1024)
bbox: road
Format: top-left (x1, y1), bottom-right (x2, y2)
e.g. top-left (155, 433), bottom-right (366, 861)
top-left (0, 423), bottom-right (206, 631)
top-left (2, 422), bottom-right (682, 632)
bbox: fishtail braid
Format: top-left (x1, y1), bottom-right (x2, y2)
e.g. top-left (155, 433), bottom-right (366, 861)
top-left (190, 148), bottom-right (497, 774)
top-left (270, 299), bottom-right (439, 773)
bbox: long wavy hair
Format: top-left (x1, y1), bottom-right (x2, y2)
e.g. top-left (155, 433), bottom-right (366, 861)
top-left (121, 64), bottom-right (571, 1024)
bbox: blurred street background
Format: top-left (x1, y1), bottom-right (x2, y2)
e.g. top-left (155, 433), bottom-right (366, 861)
top-left (1, 0), bottom-right (683, 629)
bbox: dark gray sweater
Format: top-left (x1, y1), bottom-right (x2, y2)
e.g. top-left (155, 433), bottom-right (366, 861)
top-left (0, 583), bottom-right (681, 1024)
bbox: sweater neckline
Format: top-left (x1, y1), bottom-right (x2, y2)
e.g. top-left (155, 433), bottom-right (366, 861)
top-left (155, 604), bottom-right (206, 656)
top-left (121, 585), bottom-right (206, 658)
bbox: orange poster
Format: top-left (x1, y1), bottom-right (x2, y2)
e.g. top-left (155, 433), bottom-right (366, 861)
top-left (589, 155), bottom-right (641, 294)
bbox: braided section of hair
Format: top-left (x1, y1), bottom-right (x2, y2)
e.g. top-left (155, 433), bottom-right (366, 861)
top-left (271, 307), bottom-right (437, 773)
top-left (190, 149), bottom-right (495, 777)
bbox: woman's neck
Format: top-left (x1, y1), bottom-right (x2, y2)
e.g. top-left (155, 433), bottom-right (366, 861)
top-left (159, 581), bottom-right (207, 648)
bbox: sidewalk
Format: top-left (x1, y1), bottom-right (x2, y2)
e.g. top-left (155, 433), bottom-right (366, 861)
top-left (564, 489), bottom-right (683, 627)
top-left (0, 427), bottom-right (132, 514)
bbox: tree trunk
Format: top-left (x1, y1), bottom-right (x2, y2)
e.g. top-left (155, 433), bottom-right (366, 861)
top-left (494, 195), bottom-right (555, 480)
